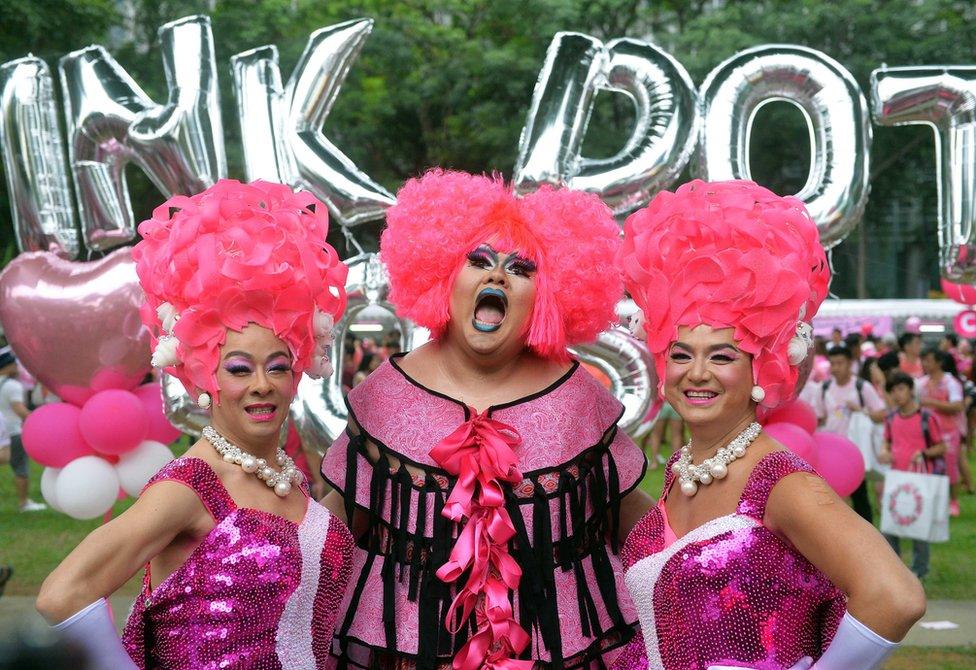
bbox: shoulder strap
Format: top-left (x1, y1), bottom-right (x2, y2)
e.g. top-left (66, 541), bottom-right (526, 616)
top-left (821, 379), bottom-right (831, 400)
top-left (143, 457), bottom-right (236, 522)
top-left (855, 378), bottom-right (865, 407)
top-left (659, 450), bottom-right (682, 502)
top-left (920, 409), bottom-right (933, 449)
top-left (737, 451), bottom-right (816, 521)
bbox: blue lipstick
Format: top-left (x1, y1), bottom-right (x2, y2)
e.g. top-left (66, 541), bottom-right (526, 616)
top-left (472, 287), bottom-right (507, 332)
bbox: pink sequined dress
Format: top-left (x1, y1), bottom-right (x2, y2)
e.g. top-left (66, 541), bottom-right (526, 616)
top-left (321, 355), bottom-right (647, 668)
top-left (614, 451), bottom-right (845, 670)
top-left (120, 457), bottom-right (354, 669)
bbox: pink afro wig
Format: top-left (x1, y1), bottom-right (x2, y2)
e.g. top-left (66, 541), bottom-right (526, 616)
top-left (617, 179), bottom-right (830, 408)
top-left (380, 169), bottom-right (622, 360)
top-left (133, 179), bottom-right (348, 403)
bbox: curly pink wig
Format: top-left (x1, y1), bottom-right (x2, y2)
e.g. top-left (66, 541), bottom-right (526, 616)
top-left (380, 170), bottom-right (622, 361)
top-left (133, 179), bottom-right (348, 404)
top-left (618, 179), bottom-right (830, 408)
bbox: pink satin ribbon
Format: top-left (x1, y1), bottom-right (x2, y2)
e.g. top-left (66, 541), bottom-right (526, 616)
top-left (430, 409), bottom-right (533, 670)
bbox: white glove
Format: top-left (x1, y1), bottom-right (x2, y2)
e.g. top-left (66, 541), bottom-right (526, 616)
top-left (52, 599), bottom-right (138, 669)
top-left (706, 610), bottom-right (896, 670)
top-left (811, 611), bottom-right (898, 669)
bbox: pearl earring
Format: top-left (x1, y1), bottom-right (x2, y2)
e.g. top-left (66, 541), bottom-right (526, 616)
top-left (197, 392), bottom-right (212, 409)
top-left (750, 386), bottom-right (765, 403)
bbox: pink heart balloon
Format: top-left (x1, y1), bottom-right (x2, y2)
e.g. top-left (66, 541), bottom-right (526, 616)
top-left (0, 249), bottom-right (151, 405)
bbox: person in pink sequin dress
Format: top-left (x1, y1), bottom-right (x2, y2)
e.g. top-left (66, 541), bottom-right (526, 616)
top-left (321, 170), bottom-right (651, 669)
top-left (613, 180), bottom-right (926, 670)
top-left (36, 180), bottom-right (354, 669)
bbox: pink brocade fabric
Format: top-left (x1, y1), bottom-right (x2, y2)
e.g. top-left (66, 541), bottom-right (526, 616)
top-left (322, 358), bottom-right (647, 667)
top-left (120, 458), bottom-right (354, 669)
top-left (617, 451), bottom-right (845, 670)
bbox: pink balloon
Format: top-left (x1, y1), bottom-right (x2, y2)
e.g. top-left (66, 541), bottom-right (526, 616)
top-left (764, 400), bottom-right (818, 435)
top-left (941, 278), bottom-right (976, 305)
top-left (904, 316), bottom-right (922, 334)
top-left (132, 383), bottom-right (181, 444)
top-left (813, 431), bottom-right (865, 497)
top-left (0, 249), bottom-right (151, 403)
top-left (78, 390), bottom-right (149, 456)
top-left (21, 403), bottom-right (95, 467)
top-left (764, 423), bottom-right (816, 464)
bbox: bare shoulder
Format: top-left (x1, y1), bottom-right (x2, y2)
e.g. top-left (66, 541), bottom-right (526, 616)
top-left (764, 465), bottom-right (841, 535)
top-left (395, 342), bottom-right (435, 376)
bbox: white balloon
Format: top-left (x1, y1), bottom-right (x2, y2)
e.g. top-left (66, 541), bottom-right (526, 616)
top-left (55, 456), bottom-right (119, 520)
top-left (115, 440), bottom-right (174, 497)
top-left (40, 467), bottom-right (62, 512)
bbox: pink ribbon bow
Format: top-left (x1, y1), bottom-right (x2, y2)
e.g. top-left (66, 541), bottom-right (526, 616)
top-left (429, 409), bottom-right (532, 670)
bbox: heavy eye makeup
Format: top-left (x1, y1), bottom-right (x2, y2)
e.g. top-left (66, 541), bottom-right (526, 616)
top-left (467, 246), bottom-right (497, 270)
top-left (266, 355), bottom-right (292, 374)
top-left (504, 256), bottom-right (537, 277)
top-left (669, 344), bottom-right (741, 364)
top-left (223, 357), bottom-right (254, 376)
top-left (222, 353), bottom-right (292, 376)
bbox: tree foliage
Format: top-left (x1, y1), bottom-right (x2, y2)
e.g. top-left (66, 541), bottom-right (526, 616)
top-left (0, 0), bottom-right (973, 296)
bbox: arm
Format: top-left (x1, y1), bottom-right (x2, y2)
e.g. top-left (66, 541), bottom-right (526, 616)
top-left (923, 440), bottom-right (946, 458)
top-left (11, 400), bottom-right (29, 420)
top-left (765, 472), bottom-right (925, 641)
top-left (618, 488), bottom-right (653, 544)
top-left (877, 439), bottom-right (892, 465)
top-left (36, 480), bottom-right (203, 622)
top-left (920, 397), bottom-right (965, 413)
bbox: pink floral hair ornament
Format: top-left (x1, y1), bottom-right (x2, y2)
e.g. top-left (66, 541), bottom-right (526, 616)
top-left (133, 179), bottom-right (348, 405)
top-left (380, 169), bottom-right (622, 361)
top-left (618, 179), bottom-right (830, 408)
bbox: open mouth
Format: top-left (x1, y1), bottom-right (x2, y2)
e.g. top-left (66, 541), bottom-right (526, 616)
top-left (244, 403), bottom-right (277, 422)
top-left (472, 288), bottom-right (508, 333)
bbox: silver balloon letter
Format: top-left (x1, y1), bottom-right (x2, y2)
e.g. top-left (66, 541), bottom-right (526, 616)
top-left (698, 45), bottom-right (871, 249)
top-left (231, 19), bottom-right (395, 229)
top-left (0, 57), bottom-right (78, 258)
top-left (872, 66), bottom-right (976, 282)
top-left (514, 32), bottom-right (698, 216)
top-left (59, 15), bottom-right (225, 252)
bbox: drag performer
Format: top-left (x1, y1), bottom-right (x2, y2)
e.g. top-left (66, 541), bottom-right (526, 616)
top-left (36, 180), bottom-right (354, 669)
top-left (322, 170), bottom-right (649, 668)
top-left (611, 180), bottom-right (926, 670)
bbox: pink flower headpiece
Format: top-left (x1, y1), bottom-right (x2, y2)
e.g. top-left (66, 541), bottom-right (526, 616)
top-left (618, 179), bottom-right (830, 408)
top-left (133, 179), bottom-right (348, 404)
top-left (380, 169), bottom-right (622, 361)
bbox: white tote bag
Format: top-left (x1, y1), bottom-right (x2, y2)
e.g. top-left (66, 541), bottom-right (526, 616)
top-left (847, 411), bottom-right (881, 473)
top-left (880, 465), bottom-right (950, 543)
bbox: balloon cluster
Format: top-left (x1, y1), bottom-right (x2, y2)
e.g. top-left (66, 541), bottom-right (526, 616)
top-left (761, 399), bottom-right (865, 497)
top-left (22, 383), bottom-right (178, 519)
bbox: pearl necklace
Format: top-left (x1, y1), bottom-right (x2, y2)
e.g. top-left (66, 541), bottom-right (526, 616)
top-left (203, 426), bottom-right (303, 497)
top-left (672, 422), bottom-right (762, 497)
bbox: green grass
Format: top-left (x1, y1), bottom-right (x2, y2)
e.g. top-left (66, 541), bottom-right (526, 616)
top-left (886, 647), bottom-right (976, 669)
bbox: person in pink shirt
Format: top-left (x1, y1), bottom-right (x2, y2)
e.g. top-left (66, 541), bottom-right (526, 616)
top-left (898, 332), bottom-right (924, 378)
top-left (918, 348), bottom-right (965, 517)
top-left (879, 372), bottom-right (946, 580)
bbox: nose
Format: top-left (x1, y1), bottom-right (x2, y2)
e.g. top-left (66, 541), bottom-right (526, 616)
top-left (484, 262), bottom-right (508, 287)
top-left (687, 355), bottom-right (711, 383)
top-left (250, 368), bottom-right (274, 396)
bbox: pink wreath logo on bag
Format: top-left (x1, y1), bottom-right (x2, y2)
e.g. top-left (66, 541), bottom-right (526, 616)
top-left (887, 482), bottom-right (924, 527)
